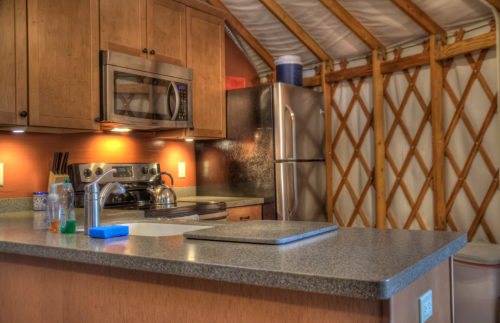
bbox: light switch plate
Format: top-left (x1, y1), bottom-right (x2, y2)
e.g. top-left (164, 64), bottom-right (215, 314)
top-left (0, 163), bottom-right (3, 187)
top-left (178, 162), bottom-right (186, 178)
top-left (419, 290), bottom-right (433, 323)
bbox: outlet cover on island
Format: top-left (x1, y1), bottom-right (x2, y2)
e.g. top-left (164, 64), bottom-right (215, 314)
top-left (418, 290), bottom-right (432, 323)
top-left (178, 162), bottom-right (186, 178)
top-left (0, 163), bottom-right (3, 187)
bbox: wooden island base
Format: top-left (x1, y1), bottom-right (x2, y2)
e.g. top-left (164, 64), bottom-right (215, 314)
top-left (0, 253), bottom-right (452, 323)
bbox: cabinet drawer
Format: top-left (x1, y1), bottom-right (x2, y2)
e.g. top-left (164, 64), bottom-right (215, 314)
top-left (226, 205), bottom-right (262, 222)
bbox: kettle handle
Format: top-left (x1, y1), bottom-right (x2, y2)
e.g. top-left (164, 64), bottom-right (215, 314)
top-left (153, 172), bottom-right (174, 187)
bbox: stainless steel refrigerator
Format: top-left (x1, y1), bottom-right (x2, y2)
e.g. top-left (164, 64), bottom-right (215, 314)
top-left (195, 83), bottom-right (327, 221)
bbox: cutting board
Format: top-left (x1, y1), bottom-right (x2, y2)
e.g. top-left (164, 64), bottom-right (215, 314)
top-left (183, 220), bottom-right (338, 245)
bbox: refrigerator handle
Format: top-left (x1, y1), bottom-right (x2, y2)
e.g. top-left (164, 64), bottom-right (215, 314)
top-left (289, 163), bottom-right (298, 218)
top-left (284, 105), bottom-right (297, 159)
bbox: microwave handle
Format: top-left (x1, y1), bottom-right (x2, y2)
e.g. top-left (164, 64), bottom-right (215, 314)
top-left (168, 82), bottom-right (180, 121)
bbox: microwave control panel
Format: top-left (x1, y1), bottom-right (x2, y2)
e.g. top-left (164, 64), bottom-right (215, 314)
top-left (177, 84), bottom-right (189, 121)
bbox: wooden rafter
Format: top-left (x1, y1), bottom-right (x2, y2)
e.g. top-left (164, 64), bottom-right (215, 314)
top-left (258, 0), bottom-right (332, 62)
top-left (206, 0), bottom-right (276, 70)
top-left (318, 0), bottom-right (387, 59)
top-left (485, 0), bottom-right (500, 11)
top-left (390, 0), bottom-right (447, 44)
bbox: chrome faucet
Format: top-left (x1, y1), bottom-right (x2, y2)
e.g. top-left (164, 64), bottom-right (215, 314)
top-left (84, 169), bottom-right (126, 235)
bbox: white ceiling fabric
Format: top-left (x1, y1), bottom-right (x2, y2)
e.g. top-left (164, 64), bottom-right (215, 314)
top-left (220, 0), bottom-right (493, 74)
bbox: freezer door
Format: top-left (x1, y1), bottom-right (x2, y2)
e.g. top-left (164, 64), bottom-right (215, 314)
top-left (273, 83), bottom-right (326, 161)
top-left (275, 161), bottom-right (327, 222)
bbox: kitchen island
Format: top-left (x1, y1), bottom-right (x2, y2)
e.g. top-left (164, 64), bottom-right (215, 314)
top-left (0, 211), bottom-right (465, 323)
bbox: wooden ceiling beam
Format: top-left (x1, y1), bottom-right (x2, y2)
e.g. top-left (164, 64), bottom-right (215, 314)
top-left (259, 0), bottom-right (332, 62)
top-left (390, 0), bottom-right (448, 44)
top-left (206, 0), bottom-right (276, 70)
top-left (318, 0), bottom-right (387, 59)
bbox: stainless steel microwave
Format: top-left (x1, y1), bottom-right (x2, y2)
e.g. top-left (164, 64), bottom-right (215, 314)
top-left (101, 51), bottom-right (193, 129)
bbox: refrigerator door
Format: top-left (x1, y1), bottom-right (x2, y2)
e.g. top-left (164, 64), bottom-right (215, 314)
top-left (275, 161), bottom-right (327, 222)
top-left (273, 83), bottom-right (326, 161)
top-left (195, 85), bottom-right (276, 203)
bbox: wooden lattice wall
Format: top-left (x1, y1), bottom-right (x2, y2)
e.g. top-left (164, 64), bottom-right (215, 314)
top-left (326, 27), bottom-right (499, 243)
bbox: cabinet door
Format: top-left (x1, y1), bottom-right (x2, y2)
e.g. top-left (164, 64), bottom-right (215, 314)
top-left (28, 0), bottom-right (100, 130)
top-left (0, 0), bottom-right (27, 126)
top-left (147, 0), bottom-right (186, 66)
top-left (100, 0), bottom-right (147, 58)
top-left (186, 8), bottom-right (226, 138)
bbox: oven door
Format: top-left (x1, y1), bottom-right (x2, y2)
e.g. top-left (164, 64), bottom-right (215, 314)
top-left (103, 65), bottom-right (192, 129)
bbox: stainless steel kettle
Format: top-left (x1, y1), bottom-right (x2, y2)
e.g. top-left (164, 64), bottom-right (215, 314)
top-left (147, 172), bottom-right (177, 205)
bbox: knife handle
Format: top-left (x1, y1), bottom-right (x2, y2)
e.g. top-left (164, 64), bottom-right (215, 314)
top-left (61, 152), bottom-right (69, 175)
top-left (55, 152), bottom-right (63, 175)
top-left (52, 152), bottom-right (58, 174)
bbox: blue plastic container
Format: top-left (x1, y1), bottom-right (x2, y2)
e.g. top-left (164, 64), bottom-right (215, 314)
top-left (275, 55), bottom-right (303, 86)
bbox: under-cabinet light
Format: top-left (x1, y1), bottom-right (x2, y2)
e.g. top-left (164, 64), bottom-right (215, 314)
top-left (111, 128), bottom-right (132, 132)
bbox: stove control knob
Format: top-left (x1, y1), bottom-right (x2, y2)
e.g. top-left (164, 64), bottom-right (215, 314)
top-left (141, 166), bottom-right (149, 175)
top-left (83, 169), bottom-right (92, 178)
top-left (150, 168), bottom-right (157, 175)
top-left (95, 167), bottom-right (103, 176)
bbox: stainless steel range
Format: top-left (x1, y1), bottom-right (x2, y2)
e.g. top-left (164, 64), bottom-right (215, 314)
top-left (68, 163), bottom-right (226, 220)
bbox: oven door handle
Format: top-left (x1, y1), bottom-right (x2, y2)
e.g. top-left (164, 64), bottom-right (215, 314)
top-left (168, 82), bottom-right (180, 121)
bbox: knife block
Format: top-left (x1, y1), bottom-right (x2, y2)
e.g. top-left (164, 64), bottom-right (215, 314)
top-left (47, 171), bottom-right (69, 193)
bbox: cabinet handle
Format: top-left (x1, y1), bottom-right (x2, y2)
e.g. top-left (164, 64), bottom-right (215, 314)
top-left (142, 48), bottom-right (148, 54)
top-left (20, 111), bottom-right (28, 118)
top-left (240, 216), bottom-right (250, 221)
top-left (150, 50), bottom-right (156, 55)
top-left (94, 117), bottom-right (101, 123)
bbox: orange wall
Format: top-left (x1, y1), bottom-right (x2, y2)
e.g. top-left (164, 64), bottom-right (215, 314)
top-left (225, 33), bottom-right (261, 87)
top-left (0, 132), bottom-right (195, 198)
top-left (0, 33), bottom-right (257, 199)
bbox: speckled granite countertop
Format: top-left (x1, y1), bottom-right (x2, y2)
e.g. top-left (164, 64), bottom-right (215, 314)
top-left (0, 211), bottom-right (466, 300)
top-left (177, 196), bottom-right (264, 208)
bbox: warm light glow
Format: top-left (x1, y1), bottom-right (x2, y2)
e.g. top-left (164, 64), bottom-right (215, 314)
top-left (185, 137), bottom-right (194, 142)
top-left (111, 128), bottom-right (132, 132)
top-left (12, 130), bottom-right (24, 133)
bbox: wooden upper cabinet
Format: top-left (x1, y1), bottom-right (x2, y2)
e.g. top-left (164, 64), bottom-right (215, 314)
top-left (147, 0), bottom-right (186, 66)
top-left (100, 0), bottom-right (147, 58)
top-left (0, 0), bottom-right (27, 126)
top-left (186, 8), bottom-right (226, 138)
top-left (27, 0), bottom-right (100, 130)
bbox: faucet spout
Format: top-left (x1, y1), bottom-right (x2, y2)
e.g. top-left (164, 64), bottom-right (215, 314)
top-left (98, 182), bottom-right (126, 215)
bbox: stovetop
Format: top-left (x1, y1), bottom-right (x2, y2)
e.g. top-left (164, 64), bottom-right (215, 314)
top-left (68, 162), bottom-right (226, 219)
top-left (105, 201), bottom-right (226, 219)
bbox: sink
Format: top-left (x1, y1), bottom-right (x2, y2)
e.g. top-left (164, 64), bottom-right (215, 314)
top-left (116, 223), bottom-right (212, 237)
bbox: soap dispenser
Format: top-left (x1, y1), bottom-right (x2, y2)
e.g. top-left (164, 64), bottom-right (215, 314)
top-left (46, 183), bottom-right (63, 232)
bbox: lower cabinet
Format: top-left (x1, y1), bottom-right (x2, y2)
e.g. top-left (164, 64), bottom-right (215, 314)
top-left (226, 205), bottom-right (262, 222)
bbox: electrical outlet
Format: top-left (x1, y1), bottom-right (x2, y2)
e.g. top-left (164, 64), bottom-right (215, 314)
top-left (178, 162), bottom-right (186, 178)
top-left (419, 290), bottom-right (433, 323)
top-left (0, 163), bottom-right (3, 187)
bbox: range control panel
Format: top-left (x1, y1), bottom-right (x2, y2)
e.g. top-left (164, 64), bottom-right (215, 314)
top-left (73, 163), bottom-right (160, 184)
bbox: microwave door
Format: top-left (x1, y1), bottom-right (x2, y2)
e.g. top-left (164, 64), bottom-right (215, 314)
top-left (103, 65), bottom-right (181, 129)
